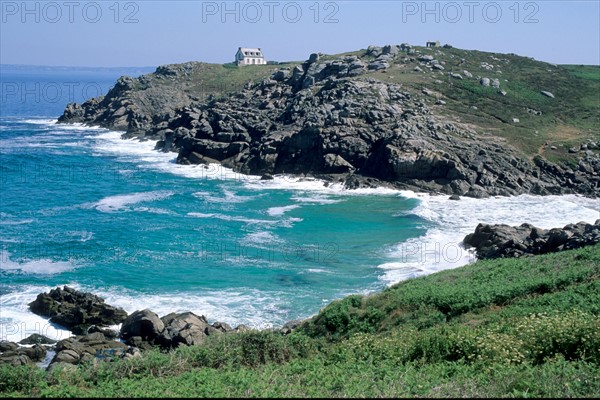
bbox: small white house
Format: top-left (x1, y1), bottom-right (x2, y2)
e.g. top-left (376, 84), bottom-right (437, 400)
top-left (235, 47), bottom-right (266, 66)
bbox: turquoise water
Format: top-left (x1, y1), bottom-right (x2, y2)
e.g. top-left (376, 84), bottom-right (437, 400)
top-left (1, 69), bottom-right (598, 341)
top-left (0, 69), bottom-right (426, 335)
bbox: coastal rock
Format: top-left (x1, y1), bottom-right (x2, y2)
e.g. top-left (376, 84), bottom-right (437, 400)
top-left (157, 312), bottom-right (209, 347)
top-left (48, 332), bottom-right (129, 369)
top-left (463, 220), bottom-right (600, 259)
top-left (120, 309), bottom-right (165, 342)
top-left (19, 334), bottom-right (57, 345)
top-left (28, 286), bottom-right (128, 333)
top-left (0, 342), bottom-right (47, 366)
top-left (279, 319), bottom-right (304, 335)
top-left (212, 321), bottom-right (234, 333)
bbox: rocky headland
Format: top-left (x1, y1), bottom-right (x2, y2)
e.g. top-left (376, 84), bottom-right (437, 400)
top-left (58, 45), bottom-right (600, 198)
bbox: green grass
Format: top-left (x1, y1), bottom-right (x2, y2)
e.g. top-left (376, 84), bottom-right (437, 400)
top-left (370, 46), bottom-right (599, 164)
top-left (2, 245), bottom-right (599, 397)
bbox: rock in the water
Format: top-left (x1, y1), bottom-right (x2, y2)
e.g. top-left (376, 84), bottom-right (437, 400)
top-left (19, 334), bottom-right (57, 345)
top-left (28, 286), bottom-right (128, 332)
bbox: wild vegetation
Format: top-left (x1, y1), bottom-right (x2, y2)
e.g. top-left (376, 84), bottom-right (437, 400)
top-left (2, 244), bottom-right (599, 397)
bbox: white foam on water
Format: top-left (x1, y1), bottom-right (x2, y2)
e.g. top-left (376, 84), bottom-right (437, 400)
top-left (0, 286), bottom-right (73, 343)
top-left (241, 231), bottom-right (283, 246)
top-left (0, 218), bottom-right (35, 226)
top-left (0, 251), bottom-right (76, 275)
top-left (61, 230), bottom-right (93, 242)
top-left (20, 119), bottom-right (59, 125)
top-left (93, 190), bottom-right (174, 213)
top-left (378, 193), bottom-right (600, 285)
top-left (267, 205), bottom-right (301, 216)
top-left (300, 268), bottom-right (330, 274)
top-left (90, 131), bottom-right (262, 183)
top-left (193, 188), bottom-right (259, 204)
top-left (187, 212), bottom-right (301, 228)
top-left (291, 194), bottom-right (344, 205)
top-left (86, 285), bottom-right (289, 330)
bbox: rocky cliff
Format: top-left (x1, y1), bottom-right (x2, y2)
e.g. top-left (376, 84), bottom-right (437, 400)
top-left (58, 46), bottom-right (600, 197)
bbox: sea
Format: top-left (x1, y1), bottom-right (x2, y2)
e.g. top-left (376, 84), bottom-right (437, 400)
top-left (1, 66), bottom-right (598, 343)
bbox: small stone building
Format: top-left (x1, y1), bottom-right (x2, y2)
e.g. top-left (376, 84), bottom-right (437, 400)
top-left (235, 48), bottom-right (266, 66)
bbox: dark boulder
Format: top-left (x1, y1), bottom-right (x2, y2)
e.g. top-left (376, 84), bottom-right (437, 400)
top-left (19, 334), bottom-right (57, 345)
top-left (464, 220), bottom-right (600, 260)
top-left (157, 312), bottom-right (209, 348)
top-left (120, 309), bottom-right (165, 342)
top-left (48, 332), bottom-right (129, 369)
top-left (28, 286), bottom-right (128, 333)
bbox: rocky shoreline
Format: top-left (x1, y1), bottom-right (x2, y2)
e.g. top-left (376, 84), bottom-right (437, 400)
top-left (58, 46), bottom-right (599, 198)
top-left (2, 220), bottom-right (599, 370)
top-left (0, 286), bottom-right (302, 370)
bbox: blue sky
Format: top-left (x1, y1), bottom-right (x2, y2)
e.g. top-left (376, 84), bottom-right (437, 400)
top-left (1, 1), bottom-right (599, 67)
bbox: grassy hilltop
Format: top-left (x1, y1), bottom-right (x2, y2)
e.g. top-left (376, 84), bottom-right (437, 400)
top-left (2, 244), bottom-right (599, 397)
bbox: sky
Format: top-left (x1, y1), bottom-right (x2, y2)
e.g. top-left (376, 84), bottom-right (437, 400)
top-left (1, 0), bottom-right (599, 67)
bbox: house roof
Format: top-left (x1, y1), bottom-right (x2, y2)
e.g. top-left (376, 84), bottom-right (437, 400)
top-left (238, 47), bottom-right (263, 55)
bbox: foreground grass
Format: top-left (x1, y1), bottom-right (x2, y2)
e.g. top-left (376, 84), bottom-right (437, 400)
top-left (2, 245), bottom-right (599, 397)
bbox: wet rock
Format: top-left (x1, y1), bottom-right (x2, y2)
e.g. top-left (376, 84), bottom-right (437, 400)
top-left (28, 286), bottom-right (128, 333)
top-left (19, 334), bottom-right (57, 345)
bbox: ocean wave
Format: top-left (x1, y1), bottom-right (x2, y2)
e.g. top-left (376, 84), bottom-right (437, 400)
top-left (193, 188), bottom-right (259, 204)
top-left (0, 285), bottom-right (74, 343)
top-left (290, 194), bottom-right (344, 205)
top-left (0, 250), bottom-right (76, 275)
top-left (93, 190), bottom-right (174, 213)
top-left (77, 284), bottom-right (291, 330)
top-left (240, 231), bottom-right (284, 246)
top-left (266, 205), bottom-right (301, 216)
top-left (377, 193), bottom-right (600, 285)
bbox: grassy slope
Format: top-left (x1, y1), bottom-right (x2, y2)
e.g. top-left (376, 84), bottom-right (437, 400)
top-left (2, 244), bottom-right (599, 398)
top-left (365, 47), bottom-right (599, 165)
